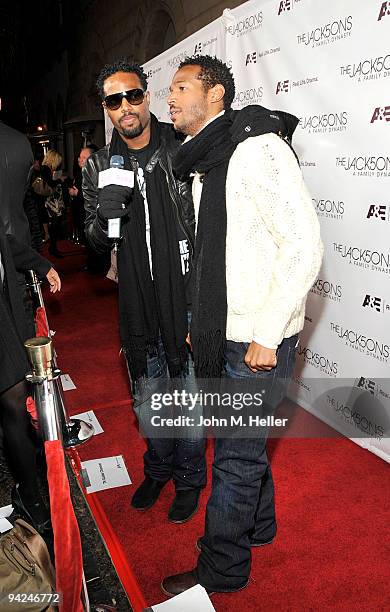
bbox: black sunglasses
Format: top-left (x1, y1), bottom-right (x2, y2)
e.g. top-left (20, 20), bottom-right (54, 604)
top-left (103, 88), bottom-right (145, 110)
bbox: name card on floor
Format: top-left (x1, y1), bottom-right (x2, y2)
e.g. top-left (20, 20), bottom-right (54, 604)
top-left (151, 585), bottom-right (216, 612)
top-left (81, 456), bottom-right (131, 493)
top-left (0, 505), bottom-right (13, 519)
top-left (0, 518), bottom-right (13, 533)
top-left (61, 373), bottom-right (76, 391)
top-left (71, 410), bottom-right (103, 435)
top-left (0, 505), bottom-right (14, 533)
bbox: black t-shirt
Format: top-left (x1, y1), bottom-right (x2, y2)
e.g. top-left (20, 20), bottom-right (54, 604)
top-left (127, 143), bottom-right (151, 172)
top-left (127, 145), bottom-right (192, 303)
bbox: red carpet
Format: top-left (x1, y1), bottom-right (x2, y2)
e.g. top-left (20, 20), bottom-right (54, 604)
top-left (43, 241), bottom-right (390, 611)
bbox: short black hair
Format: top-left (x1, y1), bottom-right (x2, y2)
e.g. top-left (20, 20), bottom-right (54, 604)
top-left (96, 59), bottom-right (148, 99)
top-left (85, 143), bottom-right (99, 153)
top-left (178, 55), bottom-right (235, 110)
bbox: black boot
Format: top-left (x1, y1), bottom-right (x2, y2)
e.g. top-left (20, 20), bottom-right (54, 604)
top-left (131, 476), bottom-right (169, 510)
top-left (168, 489), bottom-right (201, 523)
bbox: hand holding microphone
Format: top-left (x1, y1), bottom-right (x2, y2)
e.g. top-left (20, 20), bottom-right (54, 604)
top-left (97, 155), bottom-right (134, 241)
top-left (97, 184), bottom-right (132, 219)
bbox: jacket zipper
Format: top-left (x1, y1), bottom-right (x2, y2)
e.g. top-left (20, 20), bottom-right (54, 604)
top-left (159, 155), bottom-right (194, 256)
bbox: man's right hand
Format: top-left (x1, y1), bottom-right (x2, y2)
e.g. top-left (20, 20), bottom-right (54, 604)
top-left (97, 184), bottom-right (132, 219)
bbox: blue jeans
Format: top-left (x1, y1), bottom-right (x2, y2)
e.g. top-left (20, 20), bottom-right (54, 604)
top-left (127, 335), bottom-right (206, 491)
top-left (197, 335), bottom-right (298, 591)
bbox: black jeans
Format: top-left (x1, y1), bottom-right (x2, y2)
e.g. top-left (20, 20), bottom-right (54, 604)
top-left (128, 336), bottom-right (206, 491)
top-left (197, 335), bottom-right (298, 591)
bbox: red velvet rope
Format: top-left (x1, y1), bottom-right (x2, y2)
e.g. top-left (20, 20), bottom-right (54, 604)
top-left (67, 448), bottom-right (148, 612)
top-left (35, 306), bottom-right (50, 337)
top-left (45, 440), bottom-right (83, 612)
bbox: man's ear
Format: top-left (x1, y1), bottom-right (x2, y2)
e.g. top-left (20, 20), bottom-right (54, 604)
top-left (209, 84), bottom-right (225, 105)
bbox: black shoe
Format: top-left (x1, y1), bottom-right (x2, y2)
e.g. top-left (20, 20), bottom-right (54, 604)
top-left (168, 489), bottom-right (201, 524)
top-left (11, 485), bottom-right (52, 535)
top-left (161, 569), bottom-right (215, 597)
top-left (131, 477), bottom-right (169, 511)
top-left (161, 568), bottom-right (248, 597)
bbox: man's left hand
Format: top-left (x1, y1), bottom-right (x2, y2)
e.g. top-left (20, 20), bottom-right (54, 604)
top-left (46, 268), bottom-right (61, 293)
top-left (244, 341), bottom-right (277, 373)
top-left (68, 186), bottom-right (78, 197)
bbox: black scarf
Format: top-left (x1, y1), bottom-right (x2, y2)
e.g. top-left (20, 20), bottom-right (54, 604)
top-left (173, 112), bottom-right (237, 377)
top-left (109, 115), bottom-right (188, 380)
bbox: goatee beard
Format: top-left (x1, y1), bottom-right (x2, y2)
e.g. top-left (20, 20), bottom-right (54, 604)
top-left (119, 123), bottom-right (144, 139)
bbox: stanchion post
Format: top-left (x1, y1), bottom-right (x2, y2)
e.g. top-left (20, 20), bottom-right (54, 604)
top-left (24, 337), bottom-right (63, 442)
top-left (25, 270), bottom-right (94, 447)
top-left (24, 336), bottom-right (89, 611)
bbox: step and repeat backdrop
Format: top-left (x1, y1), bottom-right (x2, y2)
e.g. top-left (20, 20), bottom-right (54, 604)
top-left (107, 0), bottom-right (390, 462)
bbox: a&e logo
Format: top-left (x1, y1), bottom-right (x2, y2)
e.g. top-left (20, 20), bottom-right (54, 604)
top-left (276, 80), bottom-right (290, 94)
top-left (246, 52), bottom-right (257, 65)
top-left (378, 1), bottom-right (390, 21)
top-left (362, 295), bottom-right (382, 311)
top-left (356, 377), bottom-right (376, 394)
top-left (367, 204), bottom-right (387, 220)
top-left (278, 0), bottom-right (291, 14)
top-left (370, 105), bottom-right (390, 122)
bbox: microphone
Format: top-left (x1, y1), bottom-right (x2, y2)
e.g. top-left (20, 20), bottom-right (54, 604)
top-left (108, 155), bottom-right (125, 240)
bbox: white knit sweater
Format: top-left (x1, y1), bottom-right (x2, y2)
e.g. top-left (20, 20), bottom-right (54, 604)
top-left (192, 132), bottom-right (323, 348)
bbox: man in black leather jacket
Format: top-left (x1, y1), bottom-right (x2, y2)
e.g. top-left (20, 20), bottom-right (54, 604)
top-left (83, 60), bottom-right (206, 523)
top-left (0, 97), bottom-right (40, 338)
top-left (0, 98), bottom-right (34, 245)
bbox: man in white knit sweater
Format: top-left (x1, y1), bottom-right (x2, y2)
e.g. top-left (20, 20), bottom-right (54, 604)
top-left (162, 55), bottom-right (323, 596)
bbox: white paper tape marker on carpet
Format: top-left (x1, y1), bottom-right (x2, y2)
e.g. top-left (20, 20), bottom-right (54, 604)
top-left (0, 505), bottom-right (14, 533)
top-left (151, 585), bottom-right (216, 612)
top-left (60, 373), bottom-right (76, 390)
top-left (81, 456), bottom-right (131, 493)
top-left (72, 410), bottom-right (104, 435)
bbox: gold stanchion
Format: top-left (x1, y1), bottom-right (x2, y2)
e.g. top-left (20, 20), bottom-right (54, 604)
top-left (24, 337), bottom-right (62, 443)
top-left (24, 336), bottom-right (53, 378)
top-left (24, 336), bottom-right (91, 610)
top-left (25, 271), bottom-right (94, 447)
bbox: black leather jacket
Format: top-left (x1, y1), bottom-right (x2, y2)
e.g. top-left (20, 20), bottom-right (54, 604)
top-left (82, 123), bottom-right (195, 256)
top-left (0, 120), bottom-right (33, 245)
